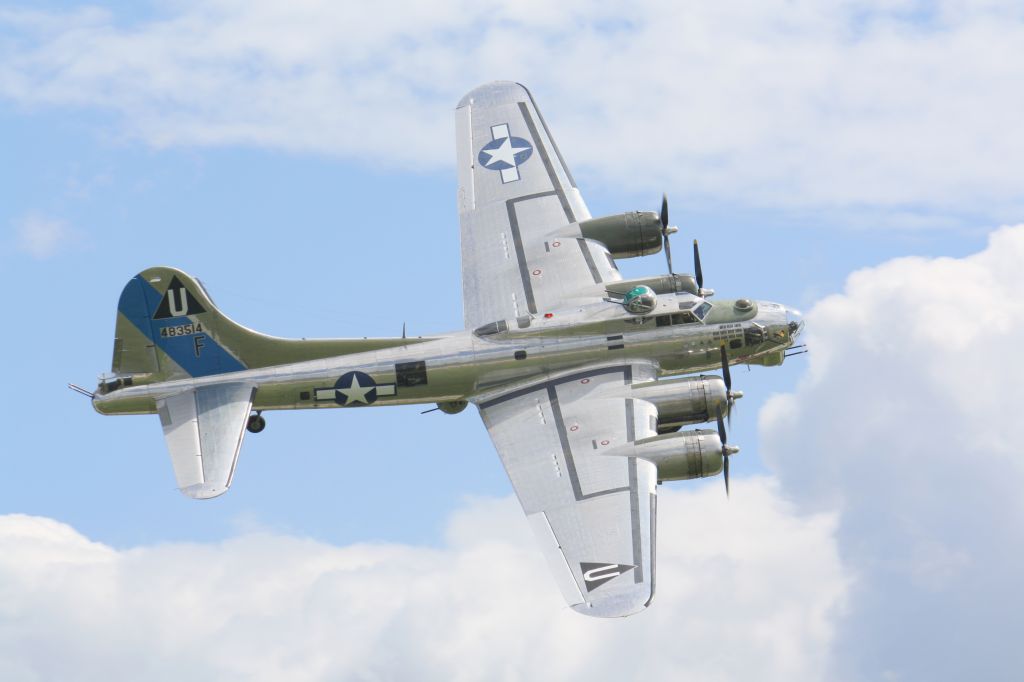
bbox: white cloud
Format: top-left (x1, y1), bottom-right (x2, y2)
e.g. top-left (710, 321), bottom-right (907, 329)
top-left (760, 224), bottom-right (1024, 680)
top-left (1, 1), bottom-right (1023, 214)
top-left (13, 214), bottom-right (76, 258)
top-left (0, 481), bottom-right (846, 682)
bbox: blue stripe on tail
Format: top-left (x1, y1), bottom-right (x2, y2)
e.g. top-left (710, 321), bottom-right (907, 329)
top-left (117, 275), bottom-right (246, 377)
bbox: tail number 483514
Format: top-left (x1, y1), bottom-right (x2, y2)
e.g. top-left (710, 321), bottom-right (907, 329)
top-left (160, 322), bottom-right (204, 338)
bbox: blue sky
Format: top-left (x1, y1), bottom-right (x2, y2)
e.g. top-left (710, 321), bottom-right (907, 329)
top-left (2, 2), bottom-right (1023, 680)
top-left (2, 79), bottom-right (991, 548)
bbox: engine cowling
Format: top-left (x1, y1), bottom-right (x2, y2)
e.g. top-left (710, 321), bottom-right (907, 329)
top-left (578, 211), bottom-right (663, 259)
top-left (631, 375), bottom-right (729, 433)
top-left (623, 430), bottom-right (725, 482)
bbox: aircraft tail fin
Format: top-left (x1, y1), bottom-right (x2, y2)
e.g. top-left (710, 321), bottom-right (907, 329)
top-left (109, 266), bottom-right (427, 385)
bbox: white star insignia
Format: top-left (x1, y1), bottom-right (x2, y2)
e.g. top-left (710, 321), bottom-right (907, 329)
top-left (481, 137), bottom-right (530, 168)
top-left (338, 374), bottom-right (374, 404)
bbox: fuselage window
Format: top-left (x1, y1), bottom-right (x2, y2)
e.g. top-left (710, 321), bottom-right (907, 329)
top-left (672, 312), bottom-right (698, 325)
top-left (656, 311), bottom-right (699, 327)
top-left (694, 302), bottom-right (712, 320)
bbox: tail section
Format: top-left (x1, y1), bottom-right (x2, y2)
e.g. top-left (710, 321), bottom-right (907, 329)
top-left (110, 266), bottom-right (427, 385)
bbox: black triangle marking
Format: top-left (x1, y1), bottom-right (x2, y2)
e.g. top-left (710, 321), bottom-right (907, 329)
top-left (580, 562), bottom-right (636, 592)
top-left (153, 275), bottom-right (207, 319)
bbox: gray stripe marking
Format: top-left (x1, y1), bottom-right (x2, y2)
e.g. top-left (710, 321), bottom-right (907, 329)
top-left (547, 384), bottom-right (629, 501)
top-left (629, 457), bottom-right (641, 582)
top-left (646, 492), bottom-right (657, 605)
top-left (497, 102), bottom-right (585, 317)
top-left (522, 84), bottom-right (578, 189)
top-left (505, 192), bottom-right (558, 315)
top-left (518, 102), bottom-right (575, 223)
top-left (482, 364), bottom-right (647, 580)
top-left (577, 238), bottom-right (602, 284)
top-left (623, 369), bottom-right (643, 584)
top-left (479, 365), bottom-right (632, 409)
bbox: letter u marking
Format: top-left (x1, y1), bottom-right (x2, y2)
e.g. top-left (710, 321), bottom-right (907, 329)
top-left (168, 288), bottom-right (187, 317)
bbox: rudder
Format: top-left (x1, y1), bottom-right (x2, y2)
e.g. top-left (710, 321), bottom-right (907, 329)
top-left (112, 267), bottom-right (247, 382)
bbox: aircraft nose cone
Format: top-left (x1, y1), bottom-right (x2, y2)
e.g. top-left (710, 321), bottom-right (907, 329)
top-left (785, 307), bottom-right (804, 339)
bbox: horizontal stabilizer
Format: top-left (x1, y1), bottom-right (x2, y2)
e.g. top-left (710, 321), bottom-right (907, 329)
top-left (157, 383), bottom-right (255, 499)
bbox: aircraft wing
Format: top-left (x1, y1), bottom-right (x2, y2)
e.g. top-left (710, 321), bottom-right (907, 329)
top-left (477, 363), bottom-right (659, 617)
top-left (156, 382), bottom-right (256, 499)
top-left (456, 81), bottom-right (622, 329)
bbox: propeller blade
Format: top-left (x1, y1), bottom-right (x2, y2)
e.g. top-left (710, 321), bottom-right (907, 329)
top-left (693, 239), bottom-right (704, 291)
top-left (724, 453), bottom-right (730, 498)
top-left (660, 194), bottom-right (674, 275)
top-left (664, 230), bottom-right (674, 274)
top-left (717, 405), bottom-right (731, 498)
top-left (719, 344), bottom-right (732, 392)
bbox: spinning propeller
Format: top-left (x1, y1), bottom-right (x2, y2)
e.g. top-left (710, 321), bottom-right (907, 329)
top-left (717, 345), bottom-right (743, 497)
top-left (719, 344), bottom-right (743, 427)
top-left (659, 194), bottom-right (676, 274)
top-left (716, 406), bottom-right (740, 497)
top-left (659, 194), bottom-right (712, 296)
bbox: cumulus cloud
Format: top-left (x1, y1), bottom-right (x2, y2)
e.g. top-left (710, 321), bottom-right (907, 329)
top-left (0, 481), bottom-right (846, 682)
top-left (760, 224), bottom-right (1024, 681)
top-left (12, 214), bottom-right (76, 258)
top-left (1, 1), bottom-right (1023, 213)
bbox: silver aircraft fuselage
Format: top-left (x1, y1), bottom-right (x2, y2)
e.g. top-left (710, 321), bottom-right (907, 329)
top-left (93, 293), bottom-right (802, 416)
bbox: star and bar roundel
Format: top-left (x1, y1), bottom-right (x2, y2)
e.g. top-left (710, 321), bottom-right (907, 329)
top-left (478, 123), bottom-right (533, 183)
top-left (314, 371), bottom-right (396, 406)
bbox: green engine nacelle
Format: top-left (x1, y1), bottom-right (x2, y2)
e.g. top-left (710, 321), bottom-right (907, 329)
top-left (617, 430), bottom-right (726, 483)
top-left (578, 211), bottom-right (663, 259)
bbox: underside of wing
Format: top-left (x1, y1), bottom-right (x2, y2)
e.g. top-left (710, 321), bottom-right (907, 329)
top-left (157, 382), bottom-right (255, 499)
top-left (456, 82), bottom-right (621, 328)
top-left (477, 364), bottom-right (660, 617)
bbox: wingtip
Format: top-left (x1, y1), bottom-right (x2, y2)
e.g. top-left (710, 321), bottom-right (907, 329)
top-left (568, 582), bottom-right (655, 618)
top-left (180, 483), bottom-right (229, 500)
top-left (456, 81), bottom-right (530, 109)
top-left (570, 596), bottom-right (652, 618)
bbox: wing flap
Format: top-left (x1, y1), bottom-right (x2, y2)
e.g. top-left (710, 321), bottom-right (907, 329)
top-left (157, 382), bottom-right (255, 499)
top-left (478, 364), bottom-right (660, 617)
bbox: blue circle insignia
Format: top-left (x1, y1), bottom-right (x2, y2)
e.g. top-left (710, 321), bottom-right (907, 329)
top-left (478, 135), bottom-right (533, 171)
top-left (332, 371), bottom-right (378, 406)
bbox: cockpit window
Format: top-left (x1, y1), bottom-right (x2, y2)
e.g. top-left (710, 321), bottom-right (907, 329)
top-left (693, 302), bottom-right (712, 320)
top-left (473, 320), bottom-right (508, 336)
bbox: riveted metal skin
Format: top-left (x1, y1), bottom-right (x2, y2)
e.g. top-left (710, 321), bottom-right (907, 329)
top-left (87, 81), bottom-right (806, 620)
top-left (93, 281), bottom-right (795, 418)
top-left (607, 429), bottom-right (726, 482)
top-left (630, 375), bottom-right (729, 432)
top-left (578, 211), bottom-right (664, 259)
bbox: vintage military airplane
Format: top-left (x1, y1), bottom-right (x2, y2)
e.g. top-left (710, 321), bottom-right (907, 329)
top-left (76, 82), bottom-right (803, 618)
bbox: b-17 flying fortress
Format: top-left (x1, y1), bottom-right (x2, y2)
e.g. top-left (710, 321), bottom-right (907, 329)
top-left (78, 82), bottom-right (804, 617)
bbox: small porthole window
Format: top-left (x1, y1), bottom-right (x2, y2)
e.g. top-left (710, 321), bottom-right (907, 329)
top-left (514, 350), bottom-right (527, 360)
